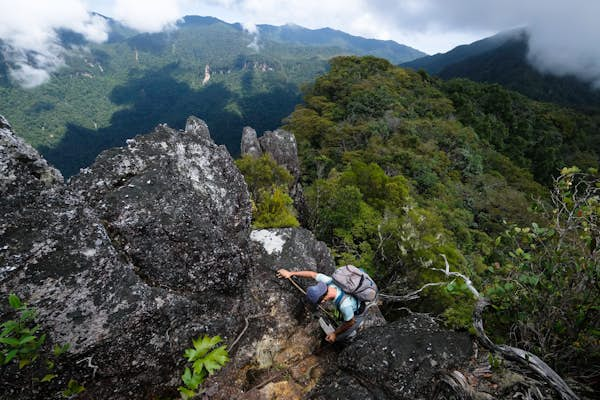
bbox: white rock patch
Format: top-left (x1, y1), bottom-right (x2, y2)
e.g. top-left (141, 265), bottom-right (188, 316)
top-left (250, 230), bottom-right (286, 255)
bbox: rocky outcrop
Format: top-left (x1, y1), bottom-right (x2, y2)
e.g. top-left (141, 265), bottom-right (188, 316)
top-left (240, 127), bottom-right (300, 183)
top-left (258, 129), bottom-right (300, 182)
top-left (69, 117), bottom-right (250, 295)
top-left (0, 115), bottom-right (340, 399)
top-left (0, 114), bottom-right (63, 194)
top-left (240, 127), bottom-right (307, 223)
top-left (310, 314), bottom-right (473, 400)
top-left (1, 116), bottom-right (253, 399)
top-left (241, 126), bottom-right (262, 158)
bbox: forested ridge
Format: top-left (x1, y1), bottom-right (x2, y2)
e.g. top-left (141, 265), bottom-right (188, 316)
top-left (0, 16), bottom-right (423, 178)
top-left (403, 31), bottom-right (600, 112)
top-left (245, 56), bottom-right (599, 388)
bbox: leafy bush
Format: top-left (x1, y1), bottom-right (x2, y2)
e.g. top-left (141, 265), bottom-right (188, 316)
top-left (1, 294), bottom-right (77, 396)
top-left (235, 154), bottom-right (294, 200)
top-left (1, 294), bottom-right (46, 369)
top-left (178, 335), bottom-right (229, 399)
top-left (253, 187), bottom-right (300, 229)
top-left (484, 168), bottom-right (600, 377)
top-left (236, 154), bottom-right (300, 229)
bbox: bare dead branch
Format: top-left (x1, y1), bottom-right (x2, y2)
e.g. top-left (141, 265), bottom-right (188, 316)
top-left (474, 298), bottom-right (579, 400)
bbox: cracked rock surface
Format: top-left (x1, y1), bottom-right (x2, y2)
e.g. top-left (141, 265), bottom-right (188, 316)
top-left (70, 118), bottom-right (252, 295)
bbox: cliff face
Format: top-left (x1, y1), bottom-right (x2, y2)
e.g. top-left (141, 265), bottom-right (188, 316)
top-left (1, 115), bottom-right (474, 399)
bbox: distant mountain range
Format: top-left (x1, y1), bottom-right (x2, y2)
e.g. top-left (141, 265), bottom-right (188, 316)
top-left (257, 23), bottom-right (425, 64)
top-left (0, 15), bottom-right (424, 177)
top-left (402, 29), bottom-right (600, 110)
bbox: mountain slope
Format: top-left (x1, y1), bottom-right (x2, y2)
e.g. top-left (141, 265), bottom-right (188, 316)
top-left (0, 15), bottom-right (424, 177)
top-left (402, 30), bottom-right (600, 110)
top-left (258, 23), bottom-right (425, 64)
top-left (402, 29), bottom-right (521, 74)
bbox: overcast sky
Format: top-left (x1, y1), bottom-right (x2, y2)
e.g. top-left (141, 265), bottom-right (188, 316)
top-left (1, 0), bottom-right (599, 88)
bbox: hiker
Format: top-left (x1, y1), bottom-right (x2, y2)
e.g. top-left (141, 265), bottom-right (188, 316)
top-left (276, 268), bottom-right (368, 343)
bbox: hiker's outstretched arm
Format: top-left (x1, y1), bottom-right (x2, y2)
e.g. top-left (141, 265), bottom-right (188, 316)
top-left (277, 269), bottom-right (317, 279)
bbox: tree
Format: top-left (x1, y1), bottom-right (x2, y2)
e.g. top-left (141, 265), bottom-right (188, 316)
top-left (485, 167), bottom-right (599, 380)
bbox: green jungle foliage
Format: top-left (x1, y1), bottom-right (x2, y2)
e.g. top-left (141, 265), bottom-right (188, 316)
top-left (178, 335), bottom-right (229, 399)
top-left (253, 187), bottom-right (300, 229)
top-left (485, 167), bottom-right (599, 379)
top-left (236, 154), bottom-right (299, 228)
top-left (1, 294), bottom-right (79, 397)
top-left (282, 56), bottom-right (599, 379)
top-left (442, 78), bottom-right (600, 185)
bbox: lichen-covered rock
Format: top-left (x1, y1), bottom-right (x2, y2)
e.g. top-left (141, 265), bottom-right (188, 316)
top-left (241, 126), bottom-right (262, 158)
top-left (1, 115), bottom-right (237, 399)
top-left (0, 114), bottom-right (63, 194)
top-left (258, 129), bottom-right (300, 181)
top-left (69, 121), bottom-right (252, 295)
top-left (206, 228), bottom-right (338, 399)
top-left (249, 228), bottom-right (335, 275)
top-left (309, 314), bottom-right (473, 400)
top-left (185, 115), bottom-right (211, 140)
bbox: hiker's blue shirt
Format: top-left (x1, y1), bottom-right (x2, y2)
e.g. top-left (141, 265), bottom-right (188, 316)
top-left (315, 273), bottom-right (359, 321)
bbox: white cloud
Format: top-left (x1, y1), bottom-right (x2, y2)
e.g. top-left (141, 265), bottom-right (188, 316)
top-left (111, 0), bottom-right (185, 32)
top-left (3, 0), bottom-right (600, 88)
top-left (525, 4), bottom-right (600, 88)
top-left (9, 64), bottom-right (52, 89)
top-left (361, 0), bottom-right (600, 86)
top-left (241, 21), bottom-right (259, 51)
top-left (241, 21), bottom-right (258, 35)
top-left (0, 0), bottom-right (108, 88)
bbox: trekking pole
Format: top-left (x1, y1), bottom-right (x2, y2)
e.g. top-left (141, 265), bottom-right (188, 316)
top-left (286, 276), bottom-right (336, 320)
top-left (287, 276), bottom-right (306, 294)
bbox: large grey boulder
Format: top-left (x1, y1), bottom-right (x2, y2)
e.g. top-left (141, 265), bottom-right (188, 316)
top-left (309, 314), bottom-right (473, 400)
top-left (70, 120), bottom-right (251, 295)
top-left (0, 114), bottom-right (62, 194)
top-left (0, 117), bottom-right (252, 399)
top-left (1, 117), bottom-right (223, 399)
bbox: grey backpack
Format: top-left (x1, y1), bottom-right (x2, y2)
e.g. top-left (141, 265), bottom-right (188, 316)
top-left (332, 265), bottom-right (378, 302)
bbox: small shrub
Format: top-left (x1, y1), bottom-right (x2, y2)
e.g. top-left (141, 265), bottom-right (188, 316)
top-left (253, 187), bottom-right (300, 229)
top-left (1, 294), bottom-right (77, 396)
top-left (1, 294), bottom-right (46, 369)
top-left (178, 335), bottom-right (229, 399)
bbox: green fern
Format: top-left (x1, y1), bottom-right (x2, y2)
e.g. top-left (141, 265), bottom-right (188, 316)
top-left (1, 294), bottom-right (75, 396)
top-left (178, 335), bottom-right (229, 399)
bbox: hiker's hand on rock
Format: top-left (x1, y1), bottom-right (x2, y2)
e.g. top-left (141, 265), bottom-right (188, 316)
top-left (325, 333), bottom-right (336, 343)
top-left (277, 269), bottom-right (291, 279)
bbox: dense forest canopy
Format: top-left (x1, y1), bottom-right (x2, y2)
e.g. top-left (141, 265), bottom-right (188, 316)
top-left (266, 56), bottom-right (598, 384)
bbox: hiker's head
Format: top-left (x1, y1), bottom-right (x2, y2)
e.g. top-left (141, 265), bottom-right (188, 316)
top-left (306, 282), bottom-right (328, 304)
